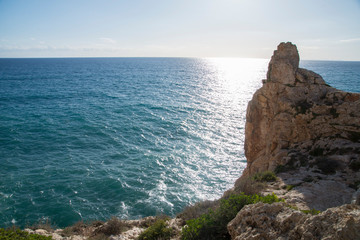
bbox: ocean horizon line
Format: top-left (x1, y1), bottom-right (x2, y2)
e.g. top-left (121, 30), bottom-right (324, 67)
top-left (1, 56), bottom-right (359, 62)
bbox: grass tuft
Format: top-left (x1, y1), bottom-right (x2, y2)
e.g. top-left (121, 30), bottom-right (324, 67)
top-left (94, 217), bottom-right (128, 237)
top-left (301, 209), bottom-right (321, 215)
top-left (286, 205), bottom-right (320, 215)
top-left (252, 171), bottom-right (277, 182)
top-left (177, 200), bottom-right (218, 223)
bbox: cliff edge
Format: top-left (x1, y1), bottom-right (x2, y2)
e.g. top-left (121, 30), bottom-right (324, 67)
top-left (236, 42), bottom-right (360, 210)
top-left (228, 42), bottom-right (360, 240)
top-left (243, 42), bottom-right (360, 178)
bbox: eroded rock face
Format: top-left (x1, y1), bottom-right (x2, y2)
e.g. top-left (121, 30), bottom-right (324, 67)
top-left (267, 42), bottom-right (299, 85)
top-left (227, 202), bottom-right (305, 240)
top-left (242, 42), bottom-right (360, 178)
top-left (227, 42), bottom-right (360, 240)
top-left (227, 202), bottom-right (360, 240)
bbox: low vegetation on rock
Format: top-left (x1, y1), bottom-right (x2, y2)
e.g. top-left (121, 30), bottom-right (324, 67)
top-left (252, 171), bottom-right (277, 182)
top-left (231, 171), bottom-right (277, 196)
top-left (0, 228), bottom-right (52, 240)
top-left (181, 193), bottom-right (282, 240)
top-left (177, 200), bottom-right (219, 223)
top-left (59, 217), bottom-right (129, 239)
top-left (137, 218), bottom-right (173, 240)
top-left (93, 217), bottom-right (128, 236)
top-left (301, 209), bottom-right (321, 215)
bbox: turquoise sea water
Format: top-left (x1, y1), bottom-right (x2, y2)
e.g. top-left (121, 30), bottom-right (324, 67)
top-left (0, 58), bottom-right (359, 228)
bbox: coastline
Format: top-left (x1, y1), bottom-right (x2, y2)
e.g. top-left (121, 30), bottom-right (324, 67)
top-left (3, 42), bottom-right (360, 239)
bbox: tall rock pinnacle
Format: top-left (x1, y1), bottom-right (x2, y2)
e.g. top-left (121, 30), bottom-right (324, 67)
top-left (241, 42), bottom-right (360, 179)
top-left (267, 42), bottom-right (300, 85)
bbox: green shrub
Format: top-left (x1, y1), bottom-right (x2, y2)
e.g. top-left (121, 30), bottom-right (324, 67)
top-left (137, 219), bottom-right (173, 240)
top-left (177, 200), bottom-right (218, 222)
top-left (301, 209), bottom-right (321, 215)
top-left (286, 185), bottom-right (294, 191)
top-left (0, 228), bottom-right (52, 240)
top-left (181, 193), bottom-right (282, 240)
top-left (252, 171), bottom-right (277, 182)
top-left (141, 215), bottom-right (171, 229)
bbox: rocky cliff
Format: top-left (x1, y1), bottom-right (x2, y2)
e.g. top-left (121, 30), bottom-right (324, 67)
top-left (229, 42), bottom-right (360, 240)
top-left (243, 42), bottom-right (360, 178)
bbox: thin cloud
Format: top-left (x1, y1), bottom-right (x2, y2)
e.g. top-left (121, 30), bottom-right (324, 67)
top-left (99, 37), bottom-right (117, 44)
top-left (301, 46), bottom-right (320, 50)
top-left (340, 38), bottom-right (360, 43)
top-left (0, 44), bottom-right (130, 52)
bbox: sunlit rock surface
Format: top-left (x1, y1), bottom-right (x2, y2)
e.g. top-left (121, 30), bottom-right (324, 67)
top-left (228, 42), bottom-right (360, 240)
top-left (228, 202), bottom-right (360, 240)
top-left (242, 42), bottom-right (360, 180)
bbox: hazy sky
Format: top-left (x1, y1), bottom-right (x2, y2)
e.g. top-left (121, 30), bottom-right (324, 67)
top-left (1, 0), bottom-right (360, 60)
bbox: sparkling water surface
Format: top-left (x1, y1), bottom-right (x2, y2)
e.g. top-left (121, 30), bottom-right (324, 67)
top-left (0, 58), bottom-right (359, 228)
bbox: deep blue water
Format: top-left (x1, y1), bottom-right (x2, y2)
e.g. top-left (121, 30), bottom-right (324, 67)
top-left (300, 60), bottom-right (360, 93)
top-left (0, 58), bottom-right (359, 228)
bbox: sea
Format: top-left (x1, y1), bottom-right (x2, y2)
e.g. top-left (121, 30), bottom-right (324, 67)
top-left (0, 58), bottom-right (359, 228)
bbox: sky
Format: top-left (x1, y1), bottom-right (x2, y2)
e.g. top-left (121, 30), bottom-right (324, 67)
top-left (0, 0), bottom-right (360, 60)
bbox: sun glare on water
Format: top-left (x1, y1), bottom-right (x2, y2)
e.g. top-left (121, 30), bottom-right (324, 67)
top-left (206, 57), bottom-right (268, 94)
top-left (176, 57), bottom-right (268, 201)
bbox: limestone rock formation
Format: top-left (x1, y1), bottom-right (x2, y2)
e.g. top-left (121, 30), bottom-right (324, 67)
top-left (241, 42), bottom-right (360, 179)
top-left (227, 42), bottom-right (360, 240)
top-left (227, 202), bottom-right (360, 240)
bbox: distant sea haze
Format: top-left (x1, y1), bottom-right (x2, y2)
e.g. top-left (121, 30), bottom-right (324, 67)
top-left (0, 58), bottom-right (359, 228)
